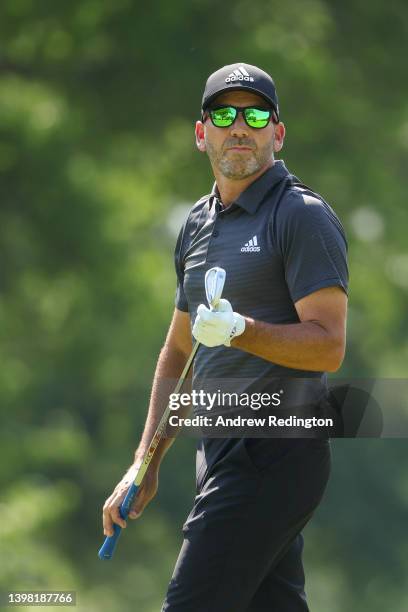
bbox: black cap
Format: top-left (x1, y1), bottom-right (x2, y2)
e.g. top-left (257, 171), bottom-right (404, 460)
top-left (201, 62), bottom-right (279, 121)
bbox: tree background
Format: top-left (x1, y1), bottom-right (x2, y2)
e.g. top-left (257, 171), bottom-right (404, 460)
top-left (1, 0), bottom-right (407, 610)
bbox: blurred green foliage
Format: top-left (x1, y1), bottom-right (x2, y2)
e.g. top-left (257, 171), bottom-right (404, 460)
top-left (0, 0), bottom-right (407, 610)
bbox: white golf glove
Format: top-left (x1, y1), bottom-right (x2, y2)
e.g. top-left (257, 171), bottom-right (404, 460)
top-left (192, 298), bottom-right (246, 347)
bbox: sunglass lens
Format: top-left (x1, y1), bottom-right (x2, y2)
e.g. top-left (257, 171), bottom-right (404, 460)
top-left (210, 107), bottom-right (237, 127)
top-left (244, 108), bottom-right (271, 128)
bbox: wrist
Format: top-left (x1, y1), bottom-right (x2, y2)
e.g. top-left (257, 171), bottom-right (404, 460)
top-left (230, 315), bottom-right (249, 346)
top-left (134, 446), bottom-right (164, 470)
top-left (224, 312), bottom-right (246, 346)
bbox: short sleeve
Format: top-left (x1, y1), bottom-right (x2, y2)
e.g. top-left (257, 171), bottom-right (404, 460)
top-left (278, 192), bottom-right (349, 303)
top-left (174, 221), bottom-right (189, 312)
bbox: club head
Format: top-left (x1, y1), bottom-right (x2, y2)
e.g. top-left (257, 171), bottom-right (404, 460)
top-left (205, 267), bottom-right (226, 310)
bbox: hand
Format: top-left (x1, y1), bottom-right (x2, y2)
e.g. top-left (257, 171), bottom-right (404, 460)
top-left (102, 462), bottom-right (159, 536)
top-left (192, 298), bottom-right (245, 347)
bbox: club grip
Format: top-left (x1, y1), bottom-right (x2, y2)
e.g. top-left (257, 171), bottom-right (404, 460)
top-left (98, 482), bottom-right (139, 560)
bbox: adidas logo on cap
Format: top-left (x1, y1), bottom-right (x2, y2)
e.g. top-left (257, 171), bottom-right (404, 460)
top-left (225, 66), bottom-right (254, 84)
top-left (241, 235), bottom-right (260, 252)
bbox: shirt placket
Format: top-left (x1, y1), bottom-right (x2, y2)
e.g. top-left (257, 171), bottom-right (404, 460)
top-left (204, 198), bottom-right (222, 265)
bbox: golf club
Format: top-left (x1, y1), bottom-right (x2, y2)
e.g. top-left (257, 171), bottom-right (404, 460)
top-left (98, 266), bottom-right (226, 560)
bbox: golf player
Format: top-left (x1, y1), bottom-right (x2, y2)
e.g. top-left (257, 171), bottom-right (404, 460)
top-left (103, 62), bottom-right (348, 610)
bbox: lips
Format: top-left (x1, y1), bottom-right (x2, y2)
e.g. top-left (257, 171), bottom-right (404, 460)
top-left (227, 147), bottom-right (253, 151)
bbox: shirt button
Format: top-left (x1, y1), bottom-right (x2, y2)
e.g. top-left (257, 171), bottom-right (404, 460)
top-left (213, 230), bottom-right (219, 237)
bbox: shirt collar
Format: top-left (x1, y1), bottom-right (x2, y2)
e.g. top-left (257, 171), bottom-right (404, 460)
top-left (209, 160), bottom-right (290, 215)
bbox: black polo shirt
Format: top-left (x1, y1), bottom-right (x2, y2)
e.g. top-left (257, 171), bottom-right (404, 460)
top-left (175, 159), bottom-right (347, 378)
top-left (174, 160), bottom-right (348, 473)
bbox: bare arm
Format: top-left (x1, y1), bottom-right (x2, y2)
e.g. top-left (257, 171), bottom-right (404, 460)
top-left (103, 308), bottom-right (192, 535)
top-left (134, 307), bottom-right (193, 468)
top-left (232, 286), bottom-right (347, 372)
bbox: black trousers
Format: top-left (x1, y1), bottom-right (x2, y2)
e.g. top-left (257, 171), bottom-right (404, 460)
top-left (162, 438), bottom-right (331, 612)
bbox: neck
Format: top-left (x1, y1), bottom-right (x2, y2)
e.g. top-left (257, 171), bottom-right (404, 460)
top-left (213, 159), bottom-right (275, 207)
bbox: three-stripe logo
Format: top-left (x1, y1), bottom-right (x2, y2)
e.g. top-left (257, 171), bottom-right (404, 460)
top-left (241, 235), bottom-right (260, 252)
top-left (225, 66), bottom-right (254, 83)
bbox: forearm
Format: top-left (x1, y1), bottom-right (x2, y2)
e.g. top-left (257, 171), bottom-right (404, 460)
top-left (133, 342), bottom-right (191, 469)
top-left (231, 317), bottom-right (344, 372)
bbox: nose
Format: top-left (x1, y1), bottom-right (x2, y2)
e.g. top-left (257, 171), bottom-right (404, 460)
top-left (230, 111), bottom-right (249, 138)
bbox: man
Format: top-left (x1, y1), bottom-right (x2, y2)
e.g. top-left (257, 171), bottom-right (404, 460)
top-left (103, 62), bottom-right (348, 610)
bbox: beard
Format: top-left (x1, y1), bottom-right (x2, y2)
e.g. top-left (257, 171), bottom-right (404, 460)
top-left (205, 135), bottom-right (274, 180)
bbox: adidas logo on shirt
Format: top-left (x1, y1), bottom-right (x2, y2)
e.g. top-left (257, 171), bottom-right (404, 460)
top-left (241, 235), bottom-right (260, 252)
top-left (225, 66), bottom-right (254, 83)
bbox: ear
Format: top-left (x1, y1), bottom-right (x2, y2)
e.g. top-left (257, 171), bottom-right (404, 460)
top-left (195, 120), bottom-right (206, 152)
top-left (273, 122), bottom-right (286, 153)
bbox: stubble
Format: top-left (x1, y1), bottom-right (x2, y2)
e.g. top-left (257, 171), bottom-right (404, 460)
top-left (205, 135), bottom-right (274, 180)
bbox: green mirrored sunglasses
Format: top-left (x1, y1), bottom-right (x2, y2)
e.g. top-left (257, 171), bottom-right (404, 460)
top-left (205, 105), bottom-right (277, 129)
